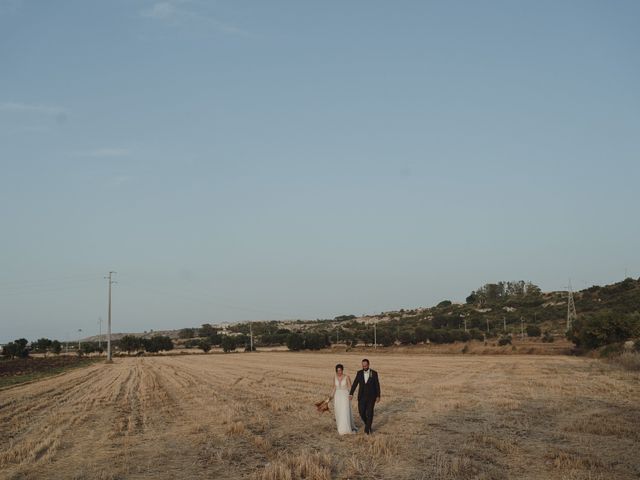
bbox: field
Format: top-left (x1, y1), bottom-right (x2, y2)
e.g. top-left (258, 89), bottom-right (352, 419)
top-left (0, 356), bottom-right (99, 388)
top-left (1, 353), bottom-right (638, 480)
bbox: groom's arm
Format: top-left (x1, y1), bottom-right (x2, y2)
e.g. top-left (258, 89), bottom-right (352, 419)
top-left (375, 372), bottom-right (381, 400)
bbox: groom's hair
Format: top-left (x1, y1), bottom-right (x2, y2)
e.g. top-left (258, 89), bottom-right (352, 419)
top-left (362, 359), bottom-right (369, 365)
top-left (335, 364), bottom-right (344, 371)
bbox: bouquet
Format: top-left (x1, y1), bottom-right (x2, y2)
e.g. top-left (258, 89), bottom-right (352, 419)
top-left (314, 397), bottom-right (331, 413)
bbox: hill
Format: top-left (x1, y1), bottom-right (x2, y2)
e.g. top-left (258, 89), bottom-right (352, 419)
top-left (83, 277), bottom-right (640, 349)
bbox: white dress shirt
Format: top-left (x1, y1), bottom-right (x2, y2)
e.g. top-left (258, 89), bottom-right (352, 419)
top-left (364, 369), bottom-right (370, 383)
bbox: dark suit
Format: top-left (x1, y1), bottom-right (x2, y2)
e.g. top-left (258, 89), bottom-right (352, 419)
top-left (349, 368), bottom-right (381, 434)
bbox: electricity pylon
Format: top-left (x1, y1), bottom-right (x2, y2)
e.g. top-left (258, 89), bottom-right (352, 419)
top-left (567, 281), bottom-right (577, 332)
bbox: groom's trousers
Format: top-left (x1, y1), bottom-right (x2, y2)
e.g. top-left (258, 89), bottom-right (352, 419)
top-left (358, 397), bottom-right (376, 434)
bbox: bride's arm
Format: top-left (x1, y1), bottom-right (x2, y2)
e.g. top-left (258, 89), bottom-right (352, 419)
top-left (328, 380), bottom-right (336, 401)
top-left (347, 376), bottom-right (352, 389)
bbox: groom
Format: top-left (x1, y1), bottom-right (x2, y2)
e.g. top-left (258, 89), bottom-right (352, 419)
top-left (349, 359), bottom-right (381, 434)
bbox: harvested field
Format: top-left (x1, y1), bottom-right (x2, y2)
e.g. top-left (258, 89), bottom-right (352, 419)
top-left (1, 353), bottom-right (638, 479)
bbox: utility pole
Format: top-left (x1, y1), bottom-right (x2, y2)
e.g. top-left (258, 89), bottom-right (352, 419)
top-left (77, 329), bottom-right (82, 350)
top-left (503, 317), bottom-right (506, 333)
top-left (249, 323), bottom-right (254, 352)
top-left (98, 317), bottom-right (102, 350)
top-left (463, 316), bottom-right (467, 333)
top-left (374, 324), bottom-right (377, 350)
top-left (105, 271), bottom-right (116, 362)
top-left (520, 317), bottom-right (525, 340)
top-left (486, 318), bottom-right (490, 333)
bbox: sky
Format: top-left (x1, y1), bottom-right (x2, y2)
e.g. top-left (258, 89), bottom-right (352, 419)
top-left (1, 0), bottom-right (639, 343)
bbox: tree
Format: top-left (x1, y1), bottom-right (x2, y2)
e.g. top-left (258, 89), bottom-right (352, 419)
top-left (119, 335), bottom-right (142, 354)
top-left (221, 335), bottom-right (237, 353)
top-left (2, 342), bottom-right (20, 359)
top-left (198, 339), bottom-right (212, 353)
top-left (33, 338), bottom-right (52, 354)
top-left (303, 332), bottom-right (330, 350)
top-left (286, 333), bottom-right (304, 351)
top-left (80, 342), bottom-right (97, 355)
top-left (2, 339), bottom-right (29, 359)
top-left (398, 329), bottom-right (416, 345)
top-left (375, 329), bottom-right (395, 347)
top-left (144, 335), bottom-right (174, 353)
top-left (51, 340), bottom-right (62, 355)
top-left (199, 324), bottom-right (218, 338)
top-left (414, 326), bottom-right (432, 343)
top-left (568, 312), bottom-right (640, 350)
top-left (437, 300), bottom-right (452, 308)
top-left (178, 328), bottom-right (196, 339)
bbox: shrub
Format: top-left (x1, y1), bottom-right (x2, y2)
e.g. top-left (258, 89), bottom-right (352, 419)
top-left (526, 325), bottom-right (542, 337)
top-left (568, 312), bottom-right (640, 350)
top-left (600, 343), bottom-right (623, 358)
top-left (498, 336), bottom-right (512, 346)
top-left (542, 331), bottom-right (554, 343)
top-left (611, 351), bottom-right (640, 371)
top-left (221, 336), bottom-right (237, 353)
top-left (468, 328), bottom-right (484, 341)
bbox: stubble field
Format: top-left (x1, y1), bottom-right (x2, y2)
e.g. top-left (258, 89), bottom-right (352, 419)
top-left (1, 352), bottom-right (638, 480)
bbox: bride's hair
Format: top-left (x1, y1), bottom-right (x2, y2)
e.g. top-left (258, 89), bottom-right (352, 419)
top-left (335, 364), bottom-right (344, 372)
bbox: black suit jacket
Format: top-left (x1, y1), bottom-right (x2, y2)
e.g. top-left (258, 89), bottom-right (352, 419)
top-left (349, 369), bottom-right (381, 401)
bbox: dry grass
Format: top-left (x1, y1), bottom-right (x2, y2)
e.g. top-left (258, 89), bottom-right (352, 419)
top-left (608, 351), bottom-right (640, 371)
top-left (0, 353), bottom-right (638, 479)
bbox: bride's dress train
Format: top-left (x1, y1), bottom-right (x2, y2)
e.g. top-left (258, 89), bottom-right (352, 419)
top-left (333, 376), bottom-right (357, 435)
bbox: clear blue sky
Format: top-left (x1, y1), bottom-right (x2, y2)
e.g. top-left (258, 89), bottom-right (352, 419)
top-left (1, 0), bottom-right (638, 343)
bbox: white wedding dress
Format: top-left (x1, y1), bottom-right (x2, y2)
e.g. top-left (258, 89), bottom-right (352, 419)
top-left (333, 375), bottom-right (357, 435)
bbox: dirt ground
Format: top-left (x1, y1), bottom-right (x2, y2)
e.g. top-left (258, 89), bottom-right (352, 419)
top-left (1, 353), bottom-right (638, 479)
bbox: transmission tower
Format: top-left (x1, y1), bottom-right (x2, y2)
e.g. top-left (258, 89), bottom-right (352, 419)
top-left (566, 281), bottom-right (577, 332)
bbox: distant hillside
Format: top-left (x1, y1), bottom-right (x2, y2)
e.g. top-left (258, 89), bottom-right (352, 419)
top-left (81, 277), bottom-right (640, 347)
top-left (222, 277), bottom-right (640, 347)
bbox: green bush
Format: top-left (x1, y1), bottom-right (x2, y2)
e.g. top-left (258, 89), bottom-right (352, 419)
top-left (498, 336), bottom-right (512, 346)
top-left (221, 336), bottom-right (237, 353)
top-left (568, 311), bottom-right (640, 350)
top-left (198, 339), bottom-right (212, 353)
top-left (526, 325), bottom-right (542, 337)
top-left (286, 333), bottom-right (304, 351)
top-left (144, 335), bottom-right (174, 353)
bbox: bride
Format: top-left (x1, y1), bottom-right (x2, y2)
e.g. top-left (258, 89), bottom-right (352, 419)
top-left (329, 364), bottom-right (357, 435)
